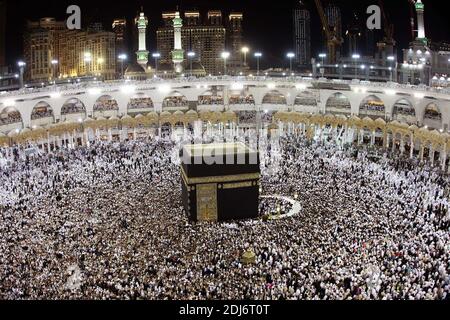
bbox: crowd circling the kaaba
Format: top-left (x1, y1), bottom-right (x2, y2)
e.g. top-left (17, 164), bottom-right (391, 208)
top-left (0, 130), bottom-right (449, 300)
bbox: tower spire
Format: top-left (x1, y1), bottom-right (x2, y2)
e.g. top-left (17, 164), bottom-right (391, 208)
top-left (135, 9), bottom-right (149, 70)
top-left (415, 0), bottom-right (427, 45)
top-left (171, 11), bottom-right (184, 74)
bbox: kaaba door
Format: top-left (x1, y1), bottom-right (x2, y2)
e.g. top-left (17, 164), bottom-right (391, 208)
top-left (196, 183), bottom-right (218, 222)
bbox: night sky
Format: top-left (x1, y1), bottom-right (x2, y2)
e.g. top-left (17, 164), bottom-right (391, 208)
top-left (3, 0), bottom-right (450, 68)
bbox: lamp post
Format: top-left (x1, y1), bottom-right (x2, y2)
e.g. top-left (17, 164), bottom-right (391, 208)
top-left (118, 54), bottom-right (127, 79)
top-left (318, 53), bottom-right (327, 65)
top-left (187, 51), bottom-right (195, 77)
top-left (241, 47), bottom-right (249, 66)
top-left (51, 59), bottom-right (58, 83)
top-left (254, 52), bottom-right (262, 77)
top-left (17, 61), bottom-right (26, 88)
top-left (352, 54), bottom-right (360, 78)
top-left (287, 52), bottom-right (295, 74)
top-left (387, 55), bottom-right (396, 82)
top-left (221, 51), bottom-right (230, 76)
top-left (152, 53), bottom-right (161, 75)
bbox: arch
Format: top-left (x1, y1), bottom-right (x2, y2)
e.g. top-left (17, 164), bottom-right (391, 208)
top-left (94, 95), bottom-right (119, 112)
top-left (31, 101), bottom-right (54, 126)
top-left (162, 91), bottom-right (189, 110)
top-left (423, 103), bottom-right (442, 129)
top-left (262, 90), bottom-right (287, 105)
top-left (294, 91), bottom-right (318, 107)
top-left (0, 106), bottom-right (23, 133)
top-left (359, 95), bottom-right (386, 119)
top-left (392, 98), bottom-right (417, 124)
top-left (61, 98), bottom-right (86, 121)
top-left (127, 93), bottom-right (154, 114)
top-left (325, 92), bottom-right (351, 115)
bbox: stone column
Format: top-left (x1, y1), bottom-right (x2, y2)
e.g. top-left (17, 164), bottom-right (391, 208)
top-left (441, 148), bottom-right (447, 172)
top-left (419, 146), bottom-right (425, 163)
top-left (430, 146), bottom-right (435, 166)
top-left (47, 134), bottom-right (51, 153)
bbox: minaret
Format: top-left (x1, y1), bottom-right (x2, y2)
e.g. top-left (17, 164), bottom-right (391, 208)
top-left (135, 9), bottom-right (149, 70)
top-left (171, 11), bottom-right (184, 74)
top-left (415, 0), bottom-right (427, 44)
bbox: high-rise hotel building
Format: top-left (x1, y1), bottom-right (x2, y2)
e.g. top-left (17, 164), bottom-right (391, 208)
top-left (24, 18), bottom-right (116, 82)
top-left (23, 18), bottom-right (65, 81)
top-left (157, 10), bottom-right (243, 75)
top-left (293, 1), bottom-right (311, 68)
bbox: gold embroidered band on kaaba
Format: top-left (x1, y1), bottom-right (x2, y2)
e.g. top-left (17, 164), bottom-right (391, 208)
top-left (181, 166), bottom-right (260, 186)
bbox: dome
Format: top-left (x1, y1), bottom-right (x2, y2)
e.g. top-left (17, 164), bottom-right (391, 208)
top-left (190, 61), bottom-right (205, 71)
top-left (125, 63), bottom-right (145, 74)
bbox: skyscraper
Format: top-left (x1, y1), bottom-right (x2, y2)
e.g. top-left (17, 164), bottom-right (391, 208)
top-left (227, 13), bottom-right (244, 75)
top-left (23, 18), bottom-right (65, 82)
top-left (293, 1), bottom-right (311, 69)
top-left (0, 0), bottom-right (6, 68)
top-left (112, 19), bottom-right (127, 54)
top-left (156, 10), bottom-right (226, 75)
top-left (24, 17), bottom-right (116, 82)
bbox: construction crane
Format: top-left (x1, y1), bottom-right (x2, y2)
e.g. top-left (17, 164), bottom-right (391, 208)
top-left (378, 0), bottom-right (395, 47)
top-left (314, 0), bottom-right (342, 64)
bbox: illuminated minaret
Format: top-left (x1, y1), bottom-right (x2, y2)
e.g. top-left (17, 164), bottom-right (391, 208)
top-left (171, 11), bottom-right (184, 74)
top-left (135, 9), bottom-right (149, 69)
top-left (415, 0), bottom-right (427, 43)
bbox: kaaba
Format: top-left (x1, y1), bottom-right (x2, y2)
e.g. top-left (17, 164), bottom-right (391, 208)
top-left (180, 143), bottom-right (261, 222)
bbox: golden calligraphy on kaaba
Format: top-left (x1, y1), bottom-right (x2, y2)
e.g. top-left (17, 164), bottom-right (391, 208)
top-left (222, 181), bottom-right (254, 190)
top-left (196, 183), bottom-right (218, 222)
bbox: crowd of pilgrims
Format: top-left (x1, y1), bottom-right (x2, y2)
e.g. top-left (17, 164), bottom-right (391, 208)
top-left (127, 98), bottom-right (154, 110)
top-left (198, 95), bottom-right (224, 106)
top-left (0, 110), bottom-right (22, 126)
top-left (61, 101), bottom-right (86, 115)
top-left (237, 111), bottom-right (257, 124)
top-left (229, 95), bottom-right (255, 105)
top-left (31, 107), bottom-right (54, 121)
top-left (162, 96), bottom-right (189, 109)
top-left (0, 130), bottom-right (449, 300)
top-left (93, 99), bottom-right (119, 112)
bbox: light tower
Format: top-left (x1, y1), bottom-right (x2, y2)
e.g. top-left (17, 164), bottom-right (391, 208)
top-left (172, 11), bottom-right (185, 74)
top-left (135, 9), bottom-right (149, 70)
top-left (415, 0), bottom-right (427, 45)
